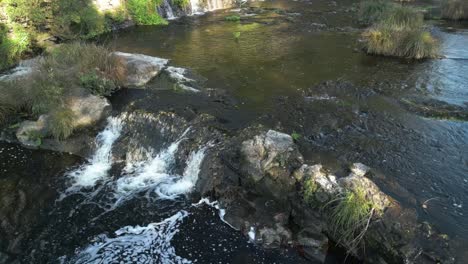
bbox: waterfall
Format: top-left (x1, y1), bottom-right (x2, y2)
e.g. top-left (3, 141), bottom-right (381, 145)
top-left (162, 0), bottom-right (176, 20)
top-left (64, 117), bottom-right (123, 193)
top-left (70, 211), bottom-right (191, 264)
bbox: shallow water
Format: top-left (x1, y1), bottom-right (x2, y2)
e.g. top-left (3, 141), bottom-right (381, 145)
top-left (104, 0), bottom-right (468, 258)
top-left (1, 0), bottom-right (468, 263)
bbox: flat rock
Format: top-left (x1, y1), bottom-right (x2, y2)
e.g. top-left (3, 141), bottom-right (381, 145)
top-left (113, 52), bottom-right (169, 88)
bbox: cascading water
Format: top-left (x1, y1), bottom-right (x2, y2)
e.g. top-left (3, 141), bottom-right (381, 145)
top-left (161, 0), bottom-right (176, 20)
top-left (64, 117), bottom-right (123, 194)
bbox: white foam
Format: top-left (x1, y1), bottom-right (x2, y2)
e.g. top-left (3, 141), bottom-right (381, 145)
top-left (65, 117), bottom-right (123, 191)
top-left (70, 211), bottom-right (191, 264)
top-left (193, 198), bottom-right (239, 230)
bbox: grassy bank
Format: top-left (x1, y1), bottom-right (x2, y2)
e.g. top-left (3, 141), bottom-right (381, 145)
top-left (0, 43), bottom-right (125, 139)
top-left (359, 0), bottom-right (439, 59)
top-left (441, 0), bottom-right (468, 20)
top-left (0, 0), bottom-right (167, 71)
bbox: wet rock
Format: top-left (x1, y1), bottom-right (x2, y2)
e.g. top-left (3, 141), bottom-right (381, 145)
top-left (112, 52), bottom-right (169, 88)
top-left (240, 130), bottom-right (303, 201)
top-left (67, 90), bottom-right (112, 128)
top-left (337, 163), bottom-right (390, 212)
top-left (297, 226), bottom-right (328, 262)
top-left (16, 115), bottom-right (49, 148)
top-left (401, 97), bottom-right (468, 121)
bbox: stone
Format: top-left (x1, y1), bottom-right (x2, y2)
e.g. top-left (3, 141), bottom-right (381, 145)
top-left (15, 115), bottom-right (50, 148)
top-left (66, 92), bottom-right (112, 128)
top-left (112, 52), bottom-right (169, 87)
top-left (338, 164), bottom-right (390, 212)
top-left (297, 227), bottom-right (328, 262)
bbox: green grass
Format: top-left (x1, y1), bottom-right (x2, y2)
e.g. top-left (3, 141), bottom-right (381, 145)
top-left (0, 23), bottom-right (31, 70)
top-left (329, 187), bottom-right (377, 253)
top-left (225, 15), bottom-right (241, 22)
top-left (359, 0), bottom-right (394, 25)
top-left (127, 0), bottom-right (168, 25)
top-left (291, 132), bottom-right (301, 141)
top-left (49, 107), bottom-right (76, 140)
top-left (360, 1), bottom-right (439, 59)
top-left (441, 0), bottom-right (468, 20)
top-left (0, 43), bottom-right (125, 139)
top-left (173, 0), bottom-right (190, 8)
top-left (303, 176), bottom-right (318, 205)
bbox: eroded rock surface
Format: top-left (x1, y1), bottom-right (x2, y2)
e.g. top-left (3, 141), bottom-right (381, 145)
top-left (113, 52), bottom-right (169, 87)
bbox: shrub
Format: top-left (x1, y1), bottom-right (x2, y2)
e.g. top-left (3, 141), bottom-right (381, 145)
top-left (49, 107), bottom-right (75, 140)
top-left (173, 0), bottom-right (190, 8)
top-left (80, 71), bottom-right (118, 96)
top-left (359, 0), bottom-right (394, 25)
top-left (225, 15), bottom-right (241, 22)
top-left (329, 188), bottom-right (377, 253)
top-left (0, 23), bottom-right (31, 70)
top-left (441, 0), bottom-right (468, 20)
top-left (362, 26), bottom-right (439, 59)
top-left (361, 3), bottom-right (439, 59)
top-left (51, 0), bottom-right (110, 39)
top-left (378, 4), bottom-right (424, 31)
top-left (126, 0), bottom-right (168, 25)
top-left (0, 80), bottom-right (30, 124)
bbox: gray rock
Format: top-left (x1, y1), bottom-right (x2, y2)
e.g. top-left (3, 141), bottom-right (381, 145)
top-left (16, 115), bottom-right (50, 148)
top-left (112, 52), bottom-right (169, 87)
top-left (241, 130), bottom-right (301, 181)
top-left (338, 164), bottom-right (390, 212)
top-left (297, 227), bottom-right (328, 262)
top-left (66, 92), bottom-right (112, 128)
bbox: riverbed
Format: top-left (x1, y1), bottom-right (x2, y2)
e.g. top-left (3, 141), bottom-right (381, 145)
top-left (1, 0), bottom-right (467, 263)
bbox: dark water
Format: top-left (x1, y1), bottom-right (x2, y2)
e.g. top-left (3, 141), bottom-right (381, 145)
top-left (1, 0), bottom-right (468, 263)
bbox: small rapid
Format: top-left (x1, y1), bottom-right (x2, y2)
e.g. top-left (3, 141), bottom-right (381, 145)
top-left (63, 117), bottom-right (123, 194)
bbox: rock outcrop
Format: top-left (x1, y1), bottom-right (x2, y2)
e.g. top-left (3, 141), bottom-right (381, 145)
top-left (113, 52), bottom-right (169, 87)
top-left (192, 126), bottom-right (455, 263)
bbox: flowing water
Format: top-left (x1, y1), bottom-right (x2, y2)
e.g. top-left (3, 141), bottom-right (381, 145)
top-left (1, 0), bottom-right (468, 263)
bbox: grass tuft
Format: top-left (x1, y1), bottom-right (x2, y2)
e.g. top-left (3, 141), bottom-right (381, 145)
top-left (49, 108), bottom-right (76, 140)
top-left (329, 187), bottom-right (377, 253)
top-left (360, 1), bottom-right (439, 59)
top-left (441, 0), bottom-right (468, 20)
top-left (127, 0), bottom-right (168, 25)
top-left (359, 0), bottom-right (394, 25)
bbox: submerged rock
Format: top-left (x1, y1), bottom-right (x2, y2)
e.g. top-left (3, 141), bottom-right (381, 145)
top-left (112, 52), bottom-right (169, 88)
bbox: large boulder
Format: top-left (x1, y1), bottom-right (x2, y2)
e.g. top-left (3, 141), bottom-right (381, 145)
top-left (112, 52), bottom-right (169, 87)
top-left (15, 115), bottom-right (50, 148)
top-left (15, 91), bottom-right (110, 151)
top-left (66, 92), bottom-right (112, 128)
top-left (240, 130), bottom-right (303, 201)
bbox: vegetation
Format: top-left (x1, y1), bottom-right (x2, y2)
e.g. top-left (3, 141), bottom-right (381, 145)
top-left (328, 188), bottom-right (378, 253)
top-left (303, 176), bottom-right (318, 205)
top-left (360, 1), bottom-right (439, 59)
top-left (441, 0), bottom-right (468, 20)
top-left (291, 132), bottom-right (301, 141)
top-left (173, 0), bottom-right (190, 8)
top-left (0, 23), bottom-right (31, 70)
top-left (359, 0), bottom-right (393, 25)
top-left (225, 15), bottom-right (241, 22)
top-left (127, 0), bottom-right (167, 25)
top-left (0, 43), bottom-right (125, 139)
top-left (0, 0), bottom-right (168, 71)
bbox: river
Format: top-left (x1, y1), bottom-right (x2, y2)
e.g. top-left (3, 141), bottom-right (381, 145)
top-left (1, 0), bottom-right (467, 263)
